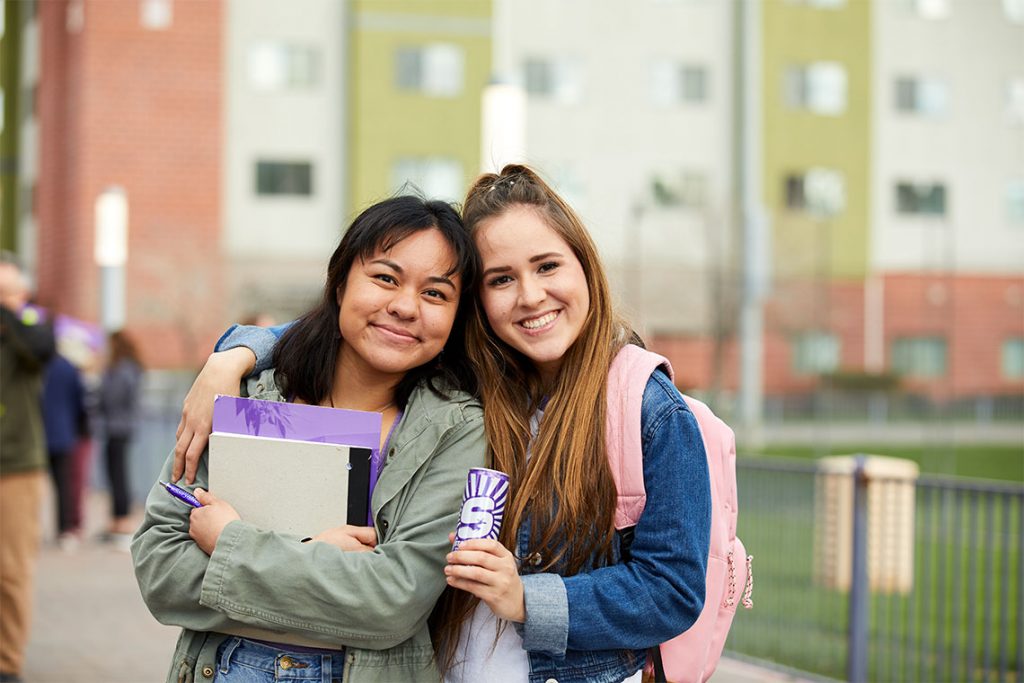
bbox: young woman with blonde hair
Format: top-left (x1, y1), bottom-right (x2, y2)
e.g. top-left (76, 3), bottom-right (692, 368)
top-left (174, 168), bottom-right (712, 683)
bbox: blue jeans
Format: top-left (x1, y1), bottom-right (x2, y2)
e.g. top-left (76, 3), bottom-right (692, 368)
top-left (215, 637), bottom-right (346, 682)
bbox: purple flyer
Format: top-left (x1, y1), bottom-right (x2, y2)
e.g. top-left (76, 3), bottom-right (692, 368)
top-left (212, 395), bottom-right (381, 447)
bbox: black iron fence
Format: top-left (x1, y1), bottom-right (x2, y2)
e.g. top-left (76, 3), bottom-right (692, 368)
top-left (728, 457), bottom-right (1023, 683)
top-left (123, 377), bottom-right (1021, 682)
top-left (762, 392), bottom-right (1024, 424)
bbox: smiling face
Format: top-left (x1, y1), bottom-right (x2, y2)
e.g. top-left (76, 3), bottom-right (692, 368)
top-left (476, 204), bottom-right (590, 386)
top-left (337, 228), bottom-right (461, 383)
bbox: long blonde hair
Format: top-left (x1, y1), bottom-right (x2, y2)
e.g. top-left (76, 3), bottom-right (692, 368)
top-left (433, 164), bottom-right (632, 669)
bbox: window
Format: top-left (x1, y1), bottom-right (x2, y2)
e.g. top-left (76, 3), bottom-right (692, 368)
top-left (650, 170), bottom-right (708, 209)
top-left (785, 168), bottom-right (845, 216)
top-left (1005, 0), bottom-right (1024, 23)
top-left (550, 165), bottom-right (586, 210)
top-left (910, 0), bottom-right (950, 19)
top-left (249, 43), bottom-right (320, 91)
top-left (523, 57), bottom-right (583, 104)
top-left (255, 161), bottom-right (313, 196)
top-left (652, 61), bottom-right (709, 106)
top-left (140, 0), bottom-right (172, 30)
top-left (891, 337), bottom-right (947, 377)
top-left (1008, 180), bottom-right (1024, 224)
top-left (1003, 338), bottom-right (1024, 378)
top-left (1007, 79), bottom-right (1024, 125)
top-left (390, 158), bottom-right (463, 203)
top-left (894, 76), bottom-right (948, 117)
top-left (793, 332), bottom-right (840, 375)
top-left (395, 44), bottom-right (464, 98)
top-left (895, 181), bottom-right (947, 216)
top-left (785, 0), bottom-right (846, 7)
top-left (65, 0), bottom-right (84, 33)
top-left (785, 62), bottom-right (847, 115)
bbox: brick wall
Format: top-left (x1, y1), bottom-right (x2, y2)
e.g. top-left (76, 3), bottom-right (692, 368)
top-left (650, 273), bottom-right (1024, 399)
top-left (884, 273), bottom-right (1024, 398)
top-left (36, 0), bottom-right (225, 369)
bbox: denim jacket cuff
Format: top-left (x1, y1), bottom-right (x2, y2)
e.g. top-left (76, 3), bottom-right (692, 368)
top-left (519, 573), bottom-right (568, 656)
top-left (214, 324), bottom-right (277, 374)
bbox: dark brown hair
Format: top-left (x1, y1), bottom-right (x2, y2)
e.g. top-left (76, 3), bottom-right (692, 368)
top-left (109, 330), bottom-right (144, 369)
top-left (271, 195), bottom-right (479, 407)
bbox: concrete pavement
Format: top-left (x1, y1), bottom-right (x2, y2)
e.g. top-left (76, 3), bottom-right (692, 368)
top-left (22, 489), bottom-right (806, 683)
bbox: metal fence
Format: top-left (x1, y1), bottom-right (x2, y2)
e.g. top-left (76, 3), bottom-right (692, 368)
top-left (122, 379), bottom-right (1021, 682)
top-left (728, 457), bottom-right (1023, 683)
top-left (762, 392), bottom-right (1024, 424)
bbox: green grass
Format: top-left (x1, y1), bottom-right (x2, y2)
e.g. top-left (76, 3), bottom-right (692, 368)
top-left (748, 444), bottom-right (1024, 483)
top-left (728, 464), bottom-right (1022, 682)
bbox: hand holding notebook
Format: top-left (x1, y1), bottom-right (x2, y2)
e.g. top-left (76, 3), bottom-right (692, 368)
top-left (207, 395), bottom-right (382, 537)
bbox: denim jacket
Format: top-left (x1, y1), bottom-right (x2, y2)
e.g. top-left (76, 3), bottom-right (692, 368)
top-left (515, 369), bottom-right (711, 683)
top-left (219, 326), bottom-right (711, 683)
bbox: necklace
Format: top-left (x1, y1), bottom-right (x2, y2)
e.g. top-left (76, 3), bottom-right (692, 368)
top-left (329, 394), bottom-right (396, 413)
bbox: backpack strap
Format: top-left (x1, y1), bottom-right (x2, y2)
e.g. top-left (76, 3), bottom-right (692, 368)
top-left (679, 395), bottom-right (738, 544)
top-left (605, 344), bottom-right (673, 530)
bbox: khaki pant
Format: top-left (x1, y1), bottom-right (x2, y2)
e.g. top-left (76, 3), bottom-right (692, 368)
top-left (0, 470), bottom-right (45, 676)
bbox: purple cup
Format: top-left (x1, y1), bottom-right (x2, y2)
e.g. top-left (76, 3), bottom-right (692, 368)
top-left (452, 467), bottom-right (510, 551)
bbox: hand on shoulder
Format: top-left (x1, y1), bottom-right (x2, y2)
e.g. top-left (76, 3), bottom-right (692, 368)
top-left (173, 347), bottom-right (256, 483)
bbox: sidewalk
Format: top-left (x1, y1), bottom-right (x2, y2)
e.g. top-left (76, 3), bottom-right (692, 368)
top-left (24, 489), bottom-right (805, 682)
top-left (24, 490), bottom-right (177, 682)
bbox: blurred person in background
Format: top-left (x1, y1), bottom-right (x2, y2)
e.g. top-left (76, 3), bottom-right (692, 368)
top-left (0, 252), bottom-right (56, 683)
top-left (98, 330), bottom-right (145, 546)
top-left (41, 349), bottom-right (90, 551)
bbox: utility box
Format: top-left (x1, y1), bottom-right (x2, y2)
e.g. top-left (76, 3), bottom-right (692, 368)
top-left (813, 455), bottom-right (919, 594)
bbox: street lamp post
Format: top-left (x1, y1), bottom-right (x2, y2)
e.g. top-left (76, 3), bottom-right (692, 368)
top-left (737, 0), bottom-right (768, 446)
top-left (480, 0), bottom-right (526, 175)
top-left (94, 186), bottom-right (128, 332)
top-left (480, 81), bottom-right (526, 174)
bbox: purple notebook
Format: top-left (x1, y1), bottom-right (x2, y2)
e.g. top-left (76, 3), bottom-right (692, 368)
top-left (212, 395), bottom-right (383, 523)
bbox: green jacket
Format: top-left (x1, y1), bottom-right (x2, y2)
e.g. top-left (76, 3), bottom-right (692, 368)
top-left (0, 305), bottom-right (55, 475)
top-left (132, 370), bottom-right (486, 683)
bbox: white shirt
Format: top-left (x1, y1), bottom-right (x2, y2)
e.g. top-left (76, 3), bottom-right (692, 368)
top-left (444, 406), bottom-right (642, 683)
top-left (444, 602), bottom-right (644, 683)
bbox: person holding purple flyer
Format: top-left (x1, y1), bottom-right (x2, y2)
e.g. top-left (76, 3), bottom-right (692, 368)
top-left (175, 166), bottom-right (713, 683)
top-left (131, 196), bottom-right (486, 683)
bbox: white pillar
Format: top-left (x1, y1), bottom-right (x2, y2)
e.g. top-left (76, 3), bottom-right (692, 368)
top-left (94, 186), bottom-right (128, 332)
top-left (480, 81), bottom-right (526, 174)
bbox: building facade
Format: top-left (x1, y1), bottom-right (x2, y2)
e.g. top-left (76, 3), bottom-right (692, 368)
top-left (4, 0), bottom-right (1021, 409)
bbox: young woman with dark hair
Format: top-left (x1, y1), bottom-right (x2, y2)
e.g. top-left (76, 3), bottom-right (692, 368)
top-left (132, 195), bottom-right (487, 683)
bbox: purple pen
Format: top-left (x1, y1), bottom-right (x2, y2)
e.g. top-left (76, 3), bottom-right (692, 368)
top-left (158, 480), bottom-right (202, 508)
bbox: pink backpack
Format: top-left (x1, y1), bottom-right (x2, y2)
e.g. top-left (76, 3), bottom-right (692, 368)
top-left (605, 344), bottom-right (752, 683)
